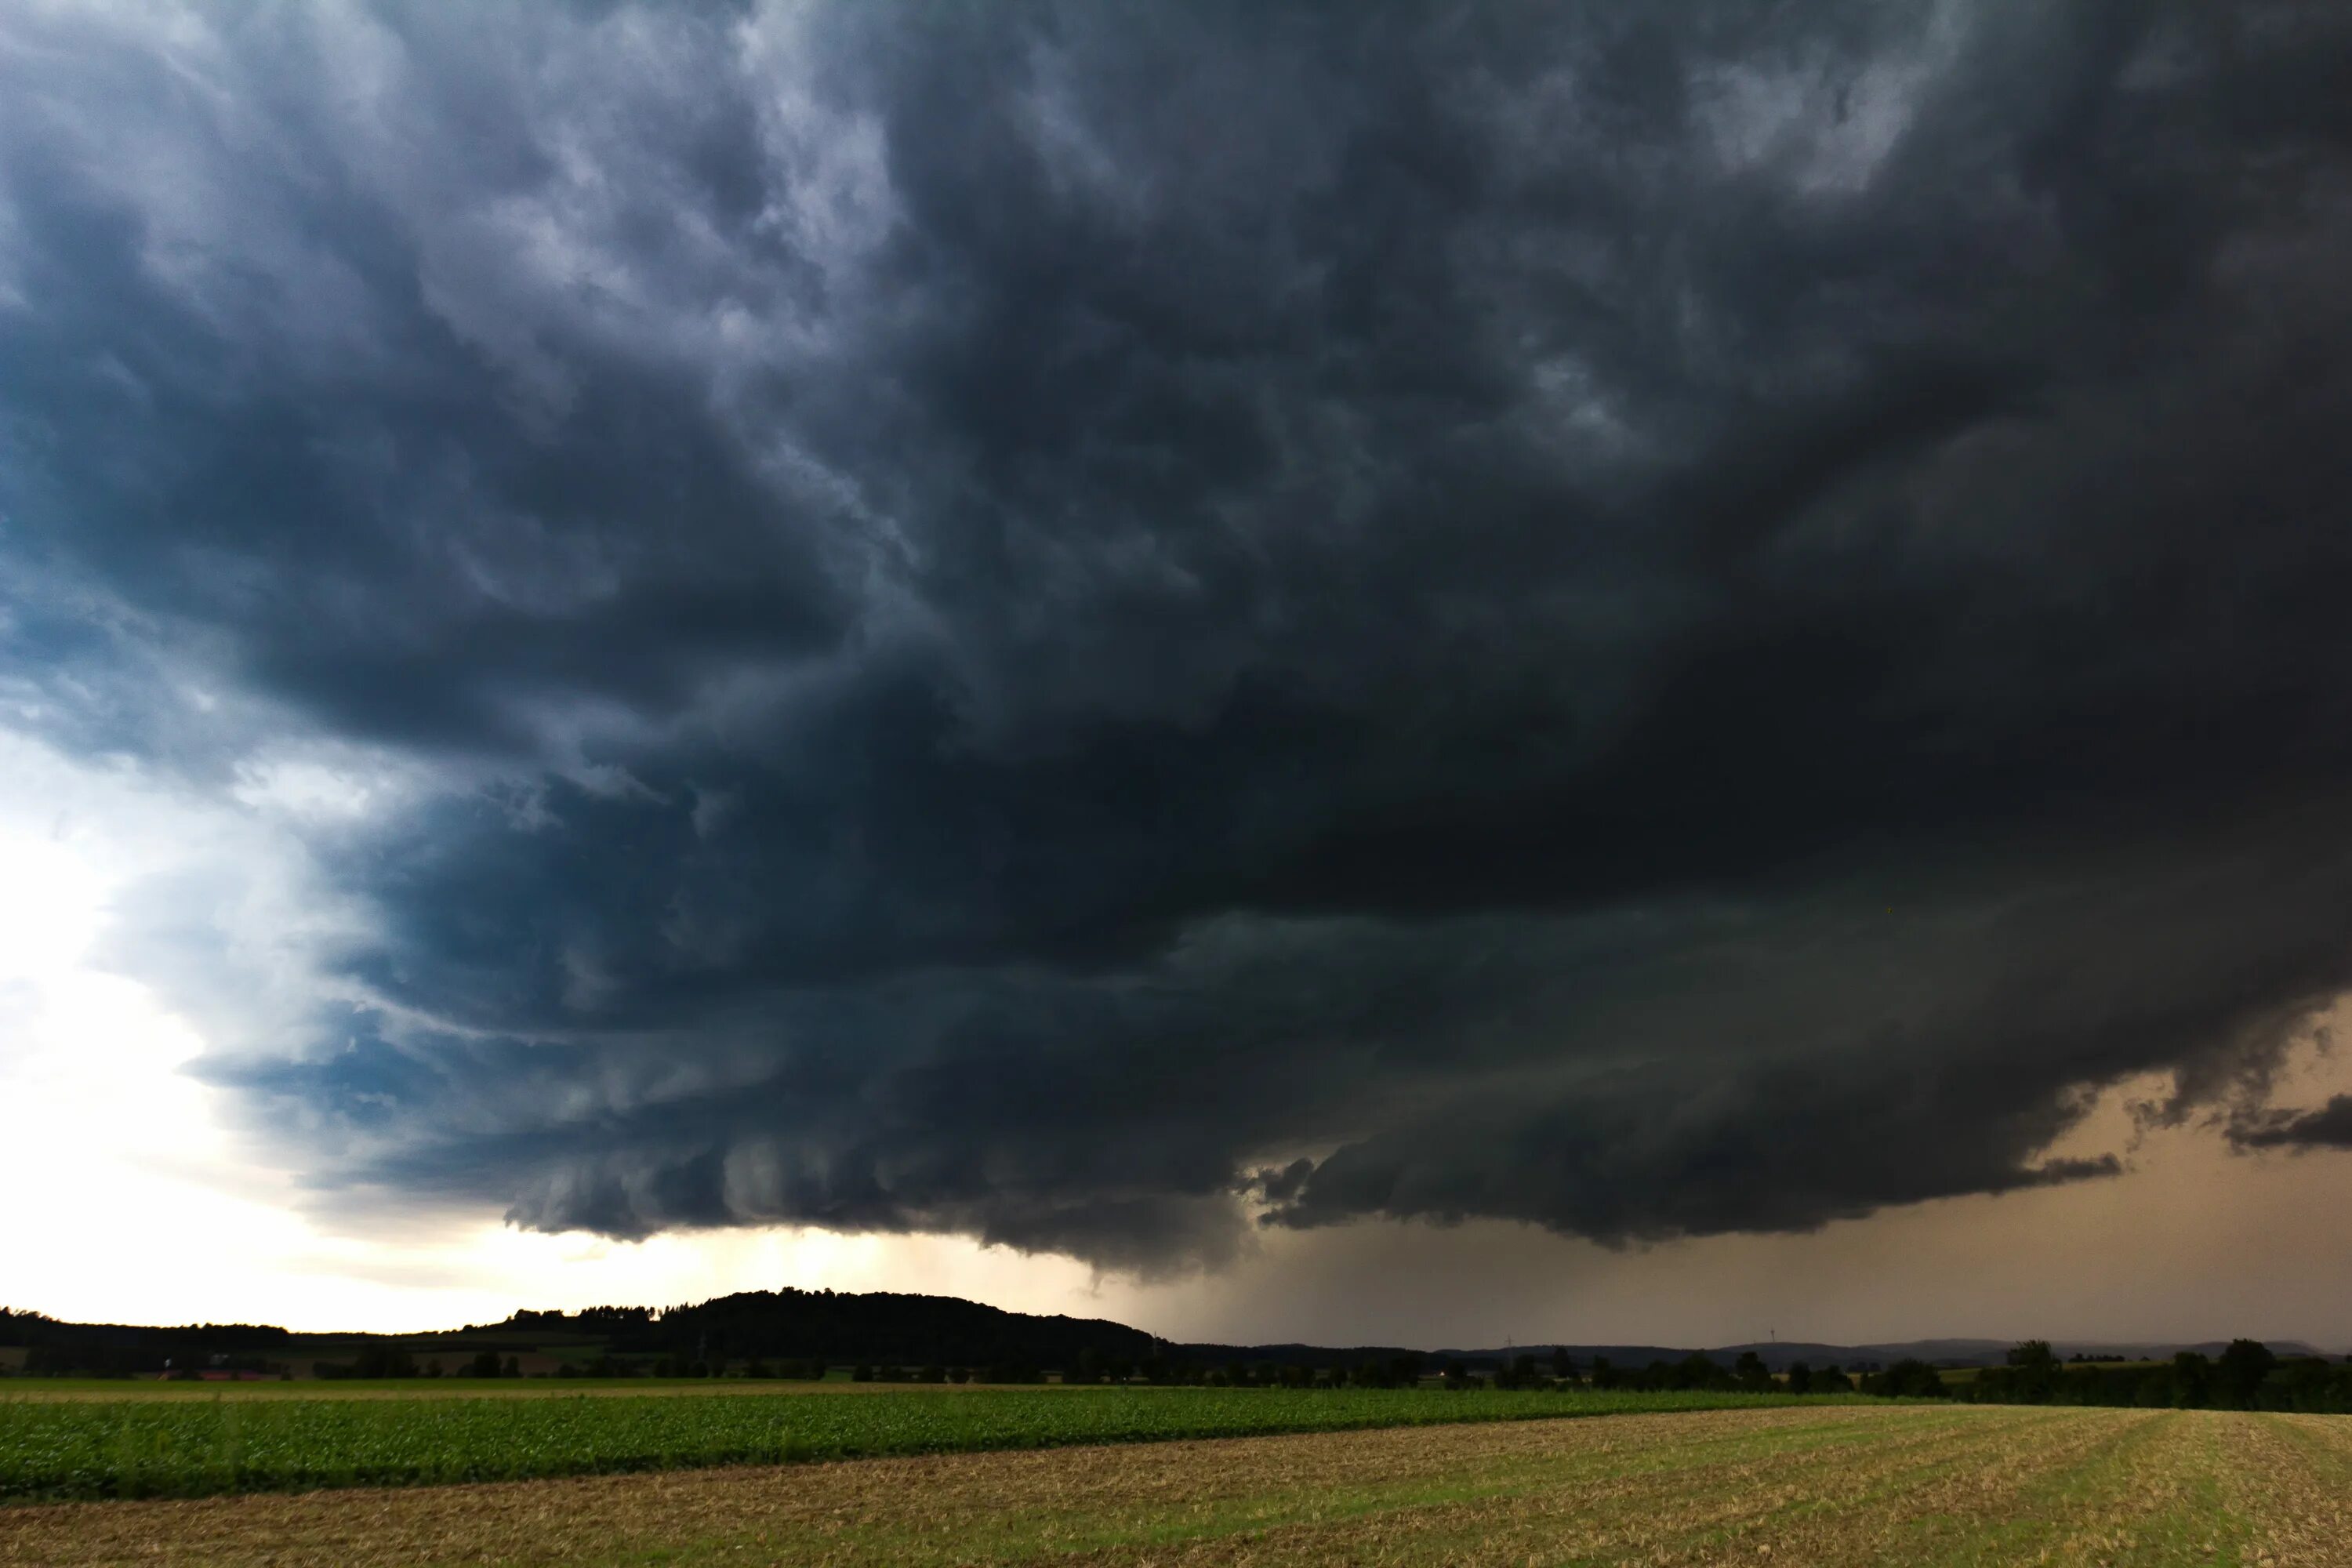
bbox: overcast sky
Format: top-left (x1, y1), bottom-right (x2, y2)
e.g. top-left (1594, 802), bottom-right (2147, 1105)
top-left (4, 0), bottom-right (2352, 1350)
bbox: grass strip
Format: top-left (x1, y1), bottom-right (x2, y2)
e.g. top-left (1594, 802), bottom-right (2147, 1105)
top-left (0, 1385), bottom-right (1859, 1504)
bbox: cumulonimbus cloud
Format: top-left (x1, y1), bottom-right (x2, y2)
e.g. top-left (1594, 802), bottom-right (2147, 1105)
top-left (4, 0), bottom-right (2351, 1270)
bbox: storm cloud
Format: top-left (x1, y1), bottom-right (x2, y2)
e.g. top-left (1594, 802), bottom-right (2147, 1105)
top-left (5, 0), bottom-right (2352, 1271)
top-left (2231, 1095), bottom-right (2352, 1153)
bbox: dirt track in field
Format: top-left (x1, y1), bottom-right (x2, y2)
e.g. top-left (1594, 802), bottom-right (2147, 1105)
top-left (5, 1403), bottom-right (2349, 1566)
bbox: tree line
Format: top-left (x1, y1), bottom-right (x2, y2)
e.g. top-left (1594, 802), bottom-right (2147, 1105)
top-left (11, 1300), bottom-right (2342, 1403)
top-left (1933, 1340), bottom-right (2352, 1413)
top-left (318, 1348), bottom-right (526, 1379)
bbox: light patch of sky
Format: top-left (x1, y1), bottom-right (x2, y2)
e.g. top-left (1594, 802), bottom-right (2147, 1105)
top-left (1527, 354), bottom-right (1644, 459)
top-left (0, 724), bottom-right (1131, 1333)
top-left (0, 808), bottom-right (318, 1325)
top-left (0, 177), bottom-right (23, 312)
top-left (1690, 5), bottom-right (1967, 198)
top-left (1014, 38), bottom-right (1142, 220)
top-left (738, 5), bottom-right (898, 293)
top-left (230, 756), bottom-right (398, 822)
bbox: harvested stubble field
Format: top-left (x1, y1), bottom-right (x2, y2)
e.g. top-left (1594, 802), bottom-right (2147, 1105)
top-left (0, 1386), bottom-right (1838, 1502)
top-left (4, 1404), bottom-right (2348, 1567)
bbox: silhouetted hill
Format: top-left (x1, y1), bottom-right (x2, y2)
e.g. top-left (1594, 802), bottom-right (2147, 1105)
top-left (510, 1288), bottom-right (1162, 1368)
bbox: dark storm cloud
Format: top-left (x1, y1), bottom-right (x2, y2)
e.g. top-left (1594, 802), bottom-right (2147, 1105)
top-left (2230, 1097), bottom-right (2352, 1153)
top-left (6, 0), bottom-right (2352, 1268)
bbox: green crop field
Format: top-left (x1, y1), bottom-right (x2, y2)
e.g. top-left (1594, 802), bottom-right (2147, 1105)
top-left (0, 1376), bottom-right (891, 1402)
top-left (4, 1404), bottom-right (2345, 1566)
top-left (0, 1385), bottom-right (1851, 1503)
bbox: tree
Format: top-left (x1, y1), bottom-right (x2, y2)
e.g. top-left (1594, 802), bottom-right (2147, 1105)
top-left (353, 1347), bottom-right (417, 1379)
top-left (1733, 1351), bottom-right (1772, 1392)
top-left (503, 1355), bottom-right (521, 1378)
top-left (1866, 1359), bottom-right (1946, 1399)
top-left (2169, 1351), bottom-right (2211, 1408)
top-left (1551, 1347), bottom-right (1574, 1381)
top-left (2216, 1340), bottom-right (2277, 1409)
top-left (1496, 1352), bottom-right (1541, 1390)
top-left (2004, 1341), bottom-right (2059, 1402)
top-left (1785, 1360), bottom-right (1812, 1395)
top-left (468, 1349), bottom-right (503, 1379)
top-left (1674, 1352), bottom-right (1724, 1391)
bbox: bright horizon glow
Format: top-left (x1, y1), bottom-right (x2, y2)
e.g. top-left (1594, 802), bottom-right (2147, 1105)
top-left (0, 740), bottom-right (1124, 1335)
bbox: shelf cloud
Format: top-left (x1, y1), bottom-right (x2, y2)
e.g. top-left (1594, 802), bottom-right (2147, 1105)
top-left (5, 0), bottom-right (2351, 1272)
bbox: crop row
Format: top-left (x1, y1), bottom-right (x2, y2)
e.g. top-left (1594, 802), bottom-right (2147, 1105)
top-left (0, 1385), bottom-right (1846, 1502)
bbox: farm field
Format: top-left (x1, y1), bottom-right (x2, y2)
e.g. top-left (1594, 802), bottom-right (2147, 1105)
top-left (0, 1385), bottom-right (1846, 1502)
top-left (0, 1377), bottom-right (956, 1403)
top-left (5, 1403), bottom-right (2347, 1567)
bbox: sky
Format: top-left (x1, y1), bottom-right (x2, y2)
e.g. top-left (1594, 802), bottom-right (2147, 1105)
top-left (3, 0), bottom-right (2352, 1352)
